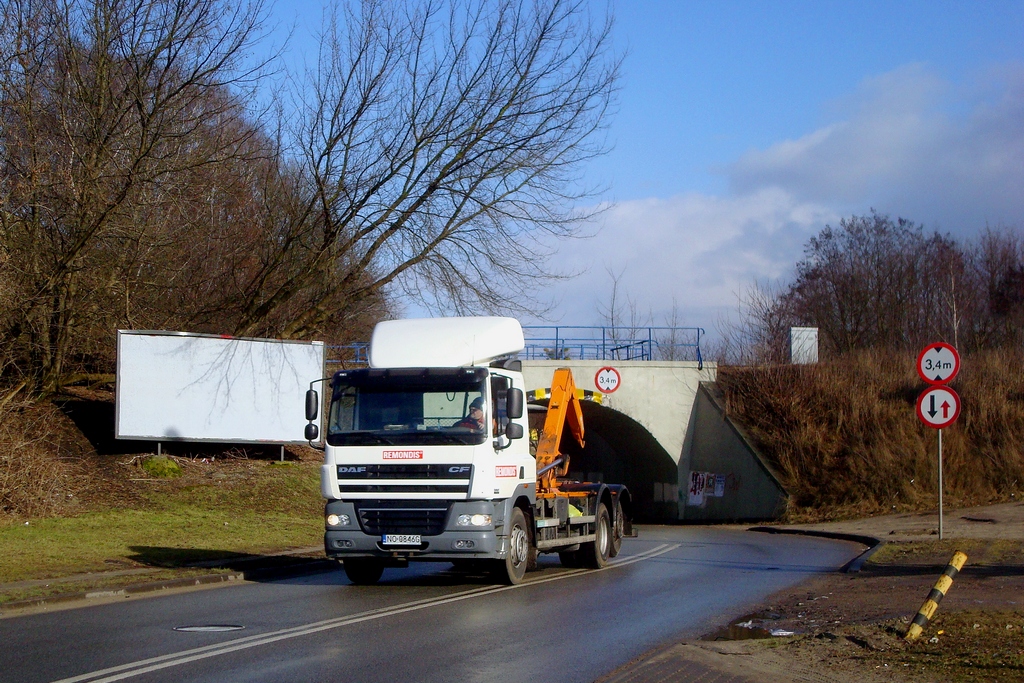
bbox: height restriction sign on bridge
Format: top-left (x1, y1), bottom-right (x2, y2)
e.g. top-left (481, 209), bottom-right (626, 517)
top-left (917, 342), bottom-right (960, 385)
top-left (595, 366), bottom-right (621, 393)
top-left (916, 385), bottom-right (961, 429)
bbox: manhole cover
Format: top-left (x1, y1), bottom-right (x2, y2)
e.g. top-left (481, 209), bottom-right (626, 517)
top-left (173, 625), bottom-right (245, 633)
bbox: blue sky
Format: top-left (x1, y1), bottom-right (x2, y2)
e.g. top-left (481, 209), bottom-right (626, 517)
top-left (269, 1), bottom-right (1024, 333)
top-left (597, 1), bottom-right (1024, 200)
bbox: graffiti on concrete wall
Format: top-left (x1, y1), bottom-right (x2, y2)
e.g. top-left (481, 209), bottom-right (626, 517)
top-left (686, 470), bottom-right (742, 506)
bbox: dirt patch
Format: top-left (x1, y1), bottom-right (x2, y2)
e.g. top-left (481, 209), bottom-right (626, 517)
top-left (704, 539), bottom-right (1024, 682)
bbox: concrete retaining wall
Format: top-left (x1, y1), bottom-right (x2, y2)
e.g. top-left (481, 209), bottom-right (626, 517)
top-left (679, 383), bottom-right (788, 521)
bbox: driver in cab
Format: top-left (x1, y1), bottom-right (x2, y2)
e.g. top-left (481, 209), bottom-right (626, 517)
top-left (454, 397), bottom-right (486, 431)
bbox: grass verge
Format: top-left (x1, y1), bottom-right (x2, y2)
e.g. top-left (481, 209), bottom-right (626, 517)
top-left (0, 458), bottom-right (325, 604)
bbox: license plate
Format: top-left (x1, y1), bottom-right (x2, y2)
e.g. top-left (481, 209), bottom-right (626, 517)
top-left (382, 534), bottom-right (421, 546)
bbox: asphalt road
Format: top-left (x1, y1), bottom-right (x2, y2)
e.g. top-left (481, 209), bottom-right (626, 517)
top-left (1, 526), bottom-right (861, 683)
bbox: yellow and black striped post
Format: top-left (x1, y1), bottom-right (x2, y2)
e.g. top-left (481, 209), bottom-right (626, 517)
top-left (904, 551), bottom-right (968, 641)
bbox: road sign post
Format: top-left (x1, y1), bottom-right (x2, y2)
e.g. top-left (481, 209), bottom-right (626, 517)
top-left (916, 343), bottom-right (961, 540)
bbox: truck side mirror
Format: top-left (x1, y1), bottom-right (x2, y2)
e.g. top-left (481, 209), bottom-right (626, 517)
top-left (304, 423), bottom-right (319, 441)
top-left (505, 422), bottom-right (524, 440)
top-left (506, 388), bottom-right (524, 419)
top-left (305, 389), bottom-right (319, 421)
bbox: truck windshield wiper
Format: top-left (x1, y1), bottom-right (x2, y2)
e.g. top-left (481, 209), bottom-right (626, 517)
top-left (344, 431), bottom-right (395, 445)
top-left (419, 431), bottom-right (474, 445)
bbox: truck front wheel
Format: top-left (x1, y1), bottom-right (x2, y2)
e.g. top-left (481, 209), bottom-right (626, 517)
top-left (494, 507), bottom-right (530, 584)
top-left (343, 558), bottom-right (385, 585)
top-left (580, 503), bottom-right (611, 569)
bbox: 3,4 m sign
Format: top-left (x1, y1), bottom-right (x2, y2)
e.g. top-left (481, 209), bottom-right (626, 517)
top-left (917, 342), bottom-right (960, 385)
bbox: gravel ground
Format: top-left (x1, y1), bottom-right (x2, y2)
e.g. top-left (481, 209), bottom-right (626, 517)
top-left (608, 501), bottom-right (1024, 683)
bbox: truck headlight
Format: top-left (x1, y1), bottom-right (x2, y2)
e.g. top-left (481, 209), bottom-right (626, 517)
top-left (326, 514), bottom-right (350, 527)
top-left (456, 514), bottom-right (491, 527)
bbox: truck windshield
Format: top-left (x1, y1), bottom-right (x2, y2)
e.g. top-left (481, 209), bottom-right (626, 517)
top-left (327, 368), bottom-right (488, 447)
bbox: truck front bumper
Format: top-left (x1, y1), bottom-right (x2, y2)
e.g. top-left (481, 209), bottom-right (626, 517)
top-left (323, 500), bottom-right (507, 561)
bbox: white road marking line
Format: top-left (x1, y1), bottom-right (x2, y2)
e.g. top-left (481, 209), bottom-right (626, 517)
top-left (50, 543), bottom-right (679, 683)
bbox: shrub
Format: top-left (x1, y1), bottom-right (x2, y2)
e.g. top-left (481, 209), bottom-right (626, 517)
top-left (141, 456), bottom-right (183, 478)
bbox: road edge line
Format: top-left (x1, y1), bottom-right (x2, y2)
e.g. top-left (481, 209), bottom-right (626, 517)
top-left (747, 527), bottom-right (883, 573)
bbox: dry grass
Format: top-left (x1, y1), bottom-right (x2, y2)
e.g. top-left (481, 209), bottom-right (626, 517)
top-left (0, 399), bottom-right (79, 518)
top-left (718, 350), bottom-right (1024, 519)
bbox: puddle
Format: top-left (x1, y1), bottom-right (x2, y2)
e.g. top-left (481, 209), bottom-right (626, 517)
top-left (705, 613), bottom-right (798, 641)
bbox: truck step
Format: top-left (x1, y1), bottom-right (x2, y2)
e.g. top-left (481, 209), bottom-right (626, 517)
top-left (536, 534), bottom-right (596, 550)
top-left (568, 515), bottom-right (596, 525)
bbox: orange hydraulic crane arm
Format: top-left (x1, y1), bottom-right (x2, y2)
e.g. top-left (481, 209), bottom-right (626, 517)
top-left (534, 368), bottom-right (585, 493)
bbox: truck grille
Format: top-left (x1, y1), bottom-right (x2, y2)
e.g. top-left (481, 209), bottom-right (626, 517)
top-left (336, 464), bottom-right (471, 496)
top-left (354, 500), bottom-right (450, 536)
top-left (336, 464), bottom-right (472, 479)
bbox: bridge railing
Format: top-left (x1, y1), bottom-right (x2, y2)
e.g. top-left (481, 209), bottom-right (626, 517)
top-left (326, 325), bottom-right (705, 369)
top-left (326, 343), bottom-right (369, 368)
top-left (520, 326), bottom-right (704, 369)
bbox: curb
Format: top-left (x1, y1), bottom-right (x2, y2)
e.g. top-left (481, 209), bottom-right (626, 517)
top-left (1, 559), bottom-right (337, 615)
top-left (748, 526), bottom-right (883, 573)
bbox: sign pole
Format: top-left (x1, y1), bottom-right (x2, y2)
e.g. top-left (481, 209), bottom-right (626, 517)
top-left (916, 341), bottom-right (961, 541)
top-left (938, 428), bottom-right (944, 540)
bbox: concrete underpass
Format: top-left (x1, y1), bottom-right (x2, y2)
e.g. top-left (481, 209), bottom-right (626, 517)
top-left (521, 359), bottom-right (787, 522)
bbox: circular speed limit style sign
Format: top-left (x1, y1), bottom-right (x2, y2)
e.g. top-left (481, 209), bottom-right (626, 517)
top-left (916, 386), bottom-right (961, 429)
top-left (594, 366), bottom-right (621, 394)
top-left (917, 342), bottom-right (960, 385)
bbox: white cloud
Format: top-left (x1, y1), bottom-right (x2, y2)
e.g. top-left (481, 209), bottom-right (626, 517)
top-left (729, 63), bottom-right (1024, 233)
top-left (544, 62), bottom-right (1024, 333)
top-left (543, 189), bottom-right (836, 327)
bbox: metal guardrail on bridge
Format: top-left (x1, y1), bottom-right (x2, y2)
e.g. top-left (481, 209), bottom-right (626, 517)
top-left (326, 325), bottom-right (704, 369)
top-left (520, 326), bottom-right (703, 369)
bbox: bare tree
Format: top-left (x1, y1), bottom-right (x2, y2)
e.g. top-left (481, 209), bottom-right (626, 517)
top-left (654, 297), bottom-right (686, 361)
top-left (0, 0), bottom-right (618, 393)
top-left (227, 0), bottom-right (619, 338)
top-left (714, 279), bottom-right (791, 365)
top-left (722, 213), bottom-right (1024, 361)
top-left (969, 228), bottom-right (1024, 348)
top-left (596, 265), bottom-right (649, 359)
top-left (0, 0), bottom-right (272, 391)
top-left (779, 212), bottom-right (963, 354)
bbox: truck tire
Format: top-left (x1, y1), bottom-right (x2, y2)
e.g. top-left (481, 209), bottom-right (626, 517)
top-left (343, 558), bottom-right (385, 585)
top-left (609, 498), bottom-right (624, 558)
top-left (494, 507), bottom-right (530, 584)
top-left (579, 503), bottom-right (611, 569)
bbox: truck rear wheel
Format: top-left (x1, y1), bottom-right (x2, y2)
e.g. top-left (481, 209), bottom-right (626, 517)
top-left (579, 503), bottom-right (611, 569)
top-left (609, 498), bottom-right (624, 558)
top-left (343, 558), bottom-right (385, 585)
top-left (494, 507), bottom-right (530, 584)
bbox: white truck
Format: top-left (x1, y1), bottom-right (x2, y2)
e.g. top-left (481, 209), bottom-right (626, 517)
top-left (304, 317), bottom-right (633, 584)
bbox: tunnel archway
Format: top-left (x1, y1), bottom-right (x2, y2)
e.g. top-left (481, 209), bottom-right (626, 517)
top-left (529, 400), bottom-right (679, 522)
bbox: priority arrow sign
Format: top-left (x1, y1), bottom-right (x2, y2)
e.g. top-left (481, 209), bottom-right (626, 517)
top-left (916, 386), bottom-right (961, 429)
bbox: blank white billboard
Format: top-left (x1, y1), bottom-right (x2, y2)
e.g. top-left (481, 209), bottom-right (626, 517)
top-left (116, 331), bottom-right (325, 443)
